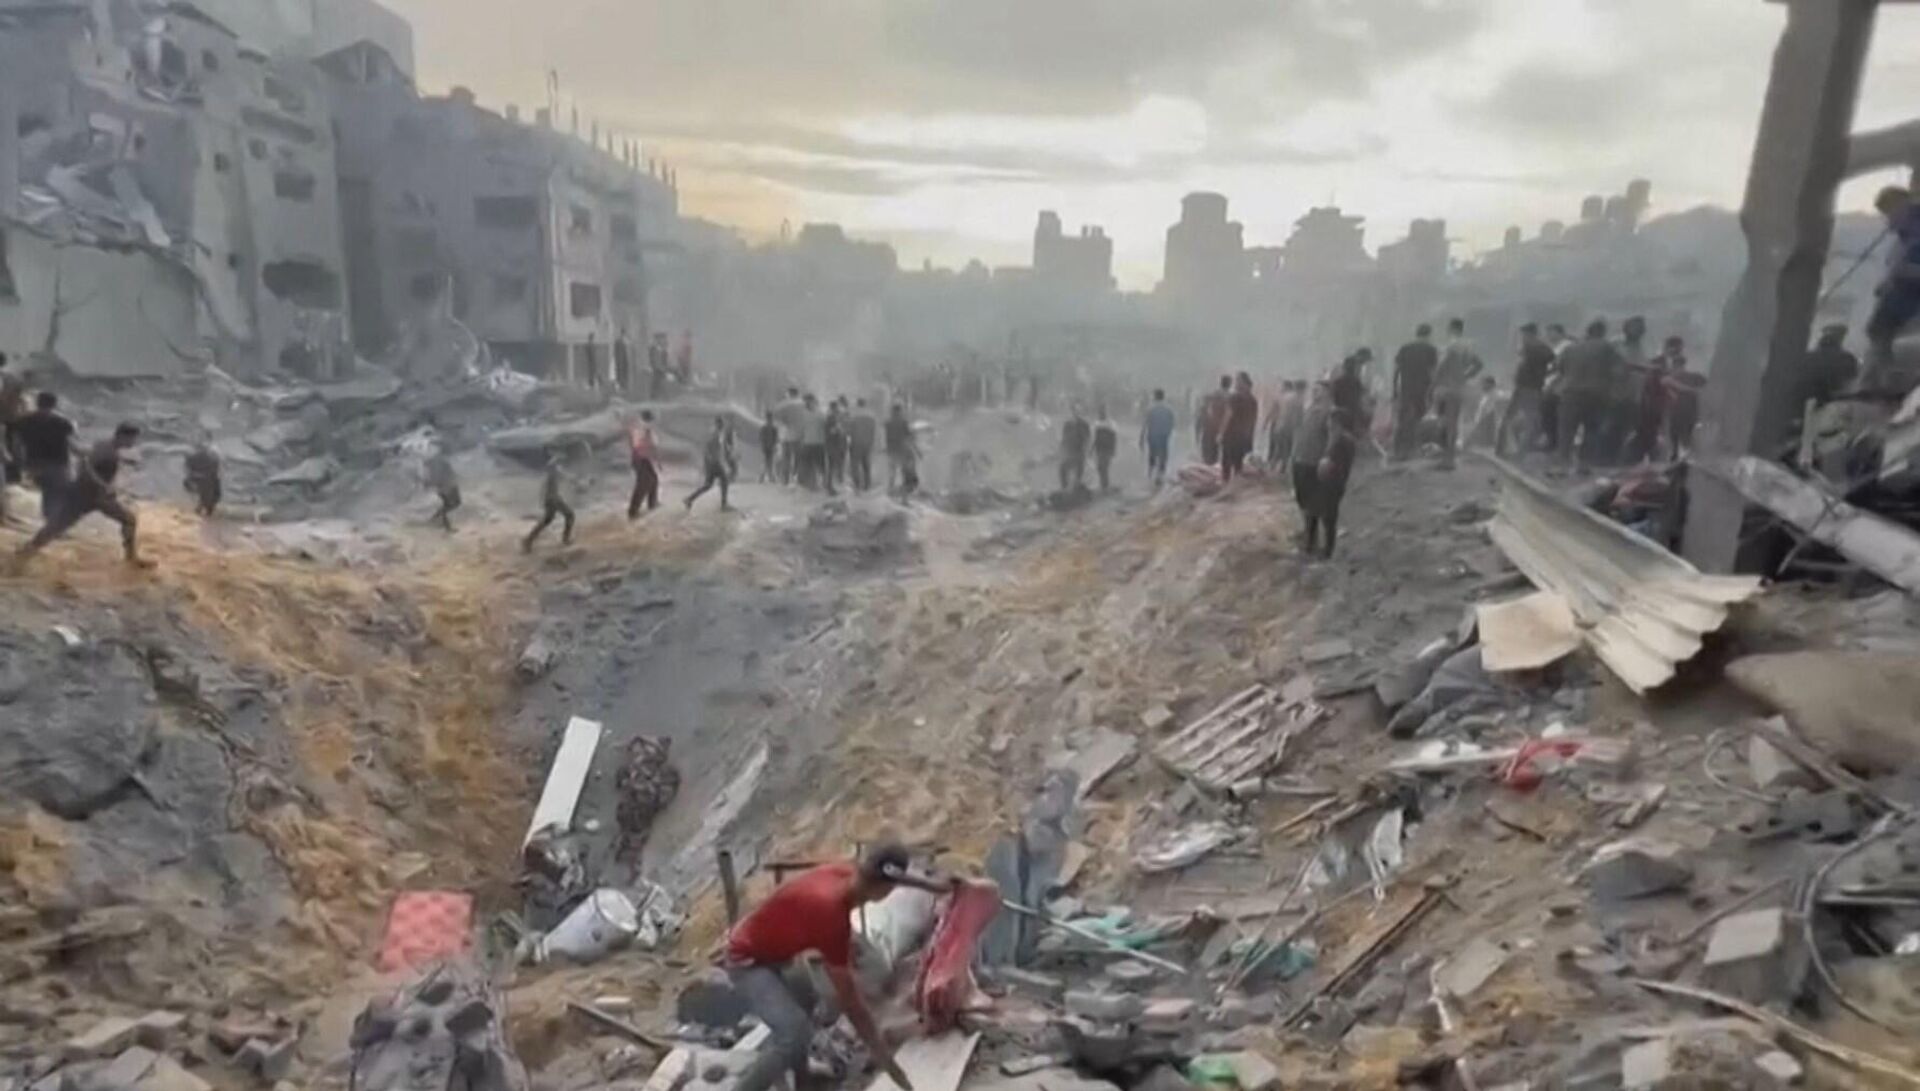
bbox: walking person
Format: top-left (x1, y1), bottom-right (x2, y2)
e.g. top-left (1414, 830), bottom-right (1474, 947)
top-left (848, 398), bottom-right (877, 491)
top-left (885, 403), bottom-right (919, 497)
top-left (1555, 319), bottom-right (1625, 471)
top-left (1197, 376), bottom-right (1230, 466)
top-left (797, 394), bottom-right (830, 494)
top-left (628, 411), bottom-right (661, 518)
top-left (1666, 343), bottom-right (1704, 457)
top-left (684, 417), bottom-right (734, 512)
top-left (1392, 324), bottom-right (1438, 461)
top-left (1092, 407), bottom-right (1118, 492)
top-left (1498, 323), bottom-right (1555, 458)
top-left (424, 448), bottom-right (461, 532)
top-left (523, 452), bottom-right (577, 551)
top-left (1220, 371), bottom-right (1259, 482)
top-left (1266, 381), bottom-right (1304, 471)
top-left (824, 399), bottom-right (849, 491)
top-left (1295, 363), bottom-right (1361, 559)
top-left (758, 412), bottom-right (779, 483)
top-left (1141, 388), bottom-right (1175, 487)
top-left (13, 391), bottom-right (76, 520)
top-left (184, 441), bottom-right (222, 518)
top-left (1059, 404), bottom-right (1091, 491)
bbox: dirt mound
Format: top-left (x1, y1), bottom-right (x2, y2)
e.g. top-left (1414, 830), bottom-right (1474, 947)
top-left (788, 497), bottom-right (920, 574)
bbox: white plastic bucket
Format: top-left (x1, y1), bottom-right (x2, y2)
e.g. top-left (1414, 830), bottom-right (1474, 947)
top-left (543, 889), bottom-right (640, 962)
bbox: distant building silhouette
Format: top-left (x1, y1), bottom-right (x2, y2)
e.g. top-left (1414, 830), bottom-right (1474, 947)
top-left (1163, 192), bottom-right (1246, 302)
top-left (1032, 211), bottom-right (1115, 291)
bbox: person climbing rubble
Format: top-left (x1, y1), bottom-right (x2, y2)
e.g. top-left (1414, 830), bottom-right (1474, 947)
top-left (424, 448), bottom-right (461, 532)
top-left (183, 440), bottom-right (222, 518)
top-left (13, 422), bottom-right (148, 570)
top-left (523, 450), bottom-right (577, 551)
top-left (721, 844), bottom-right (956, 1091)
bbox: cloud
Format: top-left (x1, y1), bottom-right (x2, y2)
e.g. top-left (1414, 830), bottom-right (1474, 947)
top-left (1468, 64), bottom-right (1656, 141)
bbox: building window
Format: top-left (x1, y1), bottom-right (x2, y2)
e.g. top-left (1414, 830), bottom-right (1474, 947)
top-left (408, 272), bottom-right (443, 301)
top-left (493, 275), bottom-right (529, 302)
top-left (249, 138), bottom-right (267, 160)
top-left (273, 168), bottom-right (316, 202)
top-left (202, 50), bottom-right (219, 72)
top-left (568, 204), bottom-right (592, 237)
top-left (568, 282), bottom-right (602, 318)
top-left (474, 196), bottom-right (537, 230)
top-left (213, 153), bottom-right (231, 173)
top-left (261, 260), bottom-right (341, 308)
top-left (262, 75), bottom-right (305, 115)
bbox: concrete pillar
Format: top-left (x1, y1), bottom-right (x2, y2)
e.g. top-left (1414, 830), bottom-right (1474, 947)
top-left (0, 79), bottom-right (19, 221)
top-left (1683, 0), bottom-right (1879, 572)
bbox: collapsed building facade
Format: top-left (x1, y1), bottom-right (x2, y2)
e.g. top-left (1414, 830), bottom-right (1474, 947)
top-left (323, 58), bottom-right (679, 385)
top-left (0, 0), bottom-right (382, 380)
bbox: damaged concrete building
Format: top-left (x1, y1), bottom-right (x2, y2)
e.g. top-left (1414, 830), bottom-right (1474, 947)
top-left (0, 0), bottom-right (369, 380)
top-left (323, 56), bottom-right (678, 386)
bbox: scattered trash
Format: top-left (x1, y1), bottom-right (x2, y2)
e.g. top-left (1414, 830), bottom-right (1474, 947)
top-left (539, 889), bottom-right (639, 963)
top-left (1155, 685), bottom-right (1328, 793)
top-left (1133, 822), bottom-right (1242, 874)
top-left (376, 891), bottom-right (475, 973)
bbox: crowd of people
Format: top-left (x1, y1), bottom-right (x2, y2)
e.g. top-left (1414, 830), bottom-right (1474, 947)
top-left (757, 388), bottom-right (922, 500)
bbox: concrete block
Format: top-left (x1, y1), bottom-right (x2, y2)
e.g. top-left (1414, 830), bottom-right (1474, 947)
top-left (131, 1011), bottom-right (187, 1050)
top-left (132, 1057), bottom-right (213, 1091)
top-left (1064, 990), bottom-right (1145, 1023)
top-left (234, 1036), bottom-right (296, 1081)
top-left (64, 1017), bottom-right (141, 1059)
top-left (1755, 1050), bottom-right (1803, 1085)
top-left (991, 968), bottom-right (1065, 1005)
top-left (1217, 1052), bottom-right (1280, 1091)
top-left (1704, 908), bottom-right (1806, 1005)
top-left (98, 1047), bottom-right (159, 1087)
top-left (1435, 936), bottom-right (1510, 999)
top-left (1139, 998), bottom-right (1196, 1031)
top-left (644, 1049), bottom-right (694, 1091)
top-left (1621, 1038), bottom-right (1671, 1089)
top-left (1584, 840), bottom-right (1692, 900)
top-left (1141, 705), bottom-right (1175, 733)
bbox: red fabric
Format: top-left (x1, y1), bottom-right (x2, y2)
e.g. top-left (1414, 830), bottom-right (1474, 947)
top-left (377, 891), bottom-right (473, 972)
top-left (726, 861), bottom-right (859, 967)
top-left (914, 880), bottom-right (1001, 1031)
top-left (1498, 739), bottom-right (1585, 791)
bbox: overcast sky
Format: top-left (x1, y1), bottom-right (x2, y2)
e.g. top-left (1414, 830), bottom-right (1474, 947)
top-left (387, 0), bottom-right (1920, 289)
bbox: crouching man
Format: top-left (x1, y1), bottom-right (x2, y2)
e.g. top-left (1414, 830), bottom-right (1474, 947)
top-left (722, 844), bottom-right (953, 1091)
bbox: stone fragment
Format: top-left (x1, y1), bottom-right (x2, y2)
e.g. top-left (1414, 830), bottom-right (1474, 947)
top-left (1704, 908), bottom-right (1806, 1005)
top-left (133, 1057), bottom-right (214, 1091)
top-left (235, 1036), bottom-right (297, 1082)
top-left (1755, 1050), bottom-right (1803, 1085)
top-left (132, 1011), bottom-right (188, 1050)
top-left (1435, 937), bottom-right (1509, 1000)
top-left (1140, 705), bottom-right (1175, 733)
top-left (644, 1049), bottom-right (694, 1091)
top-left (1139, 998), bottom-right (1196, 1031)
top-left (1747, 734), bottom-right (1814, 792)
top-left (65, 1017), bottom-right (141, 1059)
top-left (991, 968), bottom-right (1065, 1004)
top-left (1064, 991), bottom-right (1145, 1023)
top-left (1584, 840), bottom-right (1693, 900)
top-left (1621, 1038), bottom-right (1671, 1089)
top-left (99, 1047), bottom-right (160, 1087)
top-left (1103, 962), bottom-right (1158, 989)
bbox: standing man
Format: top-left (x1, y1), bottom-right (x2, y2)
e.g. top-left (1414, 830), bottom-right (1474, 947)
top-left (1266, 381), bottom-right (1303, 471)
top-left (758, 411), bottom-right (780, 484)
top-left (629, 411), bottom-right (661, 518)
top-left (848, 398), bottom-right (878, 492)
top-left (1392, 324), bottom-right (1439, 461)
top-left (798, 394), bottom-right (830, 494)
top-left (524, 451), bottom-right (577, 551)
top-left (614, 329), bottom-right (634, 392)
top-left (1625, 337), bottom-right (1673, 465)
top-left (14, 422), bottom-right (148, 569)
top-left (1868, 186), bottom-right (1920, 389)
top-left (1092, 406), bottom-right (1118, 492)
top-left (824, 399), bottom-right (849, 492)
top-left (424, 448), bottom-right (461, 532)
top-left (676, 330), bottom-right (695, 384)
top-left (1141, 388), bottom-right (1175, 487)
top-left (1555, 319), bottom-right (1624, 471)
top-left (184, 440), bottom-right (222, 518)
top-left (13, 391), bottom-right (75, 519)
top-left (1665, 341), bottom-right (1705, 457)
top-left (1197, 376), bottom-right (1230, 466)
top-left (721, 845), bottom-right (954, 1091)
top-left (885, 403), bottom-right (919, 496)
top-left (1603, 316), bottom-right (1651, 465)
top-left (1433, 319), bottom-right (1484, 468)
top-left (774, 387), bottom-right (803, 486)
top-left (648, 334), bottom-right (672, 399)
top-left (684, 417), bottom-right (734, 512)
top-left (1220, 371), bottom-right (1259, 482)
top-left (1059, 404), bottom-right (1091, 491)
top-left (1540, 322), bottom-right (1574, 455)
top-left (1498, 323), bottom-right (1555, 458)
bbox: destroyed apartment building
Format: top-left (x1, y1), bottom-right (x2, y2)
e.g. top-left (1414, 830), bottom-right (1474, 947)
top-left (0, 0), bottom-right (360, 381)
top-left (323, 56), bottom-right (679, 386)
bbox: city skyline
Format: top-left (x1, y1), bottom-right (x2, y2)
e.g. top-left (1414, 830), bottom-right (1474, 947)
top-left (386, 0), bottom-right (1920, 290)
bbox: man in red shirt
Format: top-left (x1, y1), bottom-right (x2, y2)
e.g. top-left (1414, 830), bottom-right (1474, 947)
top-left (724, 844), bottom-right (951, 1091)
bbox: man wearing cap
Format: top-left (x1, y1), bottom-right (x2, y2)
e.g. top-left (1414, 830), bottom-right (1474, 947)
top-left (724, 844), bottom-right (951, 1091)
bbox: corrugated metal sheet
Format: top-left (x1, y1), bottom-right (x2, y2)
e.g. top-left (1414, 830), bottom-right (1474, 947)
top-left (1485, 457), bottom-right (1762, 693)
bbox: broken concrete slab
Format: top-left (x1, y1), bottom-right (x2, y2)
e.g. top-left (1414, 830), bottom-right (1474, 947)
top-left (63, 1016), bottom-right (141, 1060)
top-left (1703, 908), bottom-right (1807, 1005)
top-left (1435, 936), bottom-right (1510, 1000)
top-left (1138, 998), bottom-right (1196, 1032)
top-left (1727, 652), bottom-right (1920, 776)
top-left (1620, 1038), bottom-right (1671, 1089)
top-left (1747, 731), bottom-right (1816, 793)
top-left (865, 1032), bottom-right (979, 1091)
top-left (1140, 705), bottom-right (1175, 733)
top-left (1584, 839), bottom-right (1693, 901)
top-left (1060, 727), bottom-right (1138, 800)
top-left (524, 715), bottom-right (603, 846)
top-left (98, 1047), bottom-right (159, 1087)
top-left (134, 1056), bottom-right (214, 1091)
top-left (235, 1035), bottom-right (297, 1081)
top-left (130, 1011), bottom-right (188, 1050)
top-left (1755, 1050), bottom-right (1803, 1086)
top-left (1065, 990), bottom-right (1147, 1023)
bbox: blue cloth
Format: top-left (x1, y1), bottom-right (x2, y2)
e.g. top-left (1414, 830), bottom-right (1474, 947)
top-left (1145, 403), bottom-right (1175, 443)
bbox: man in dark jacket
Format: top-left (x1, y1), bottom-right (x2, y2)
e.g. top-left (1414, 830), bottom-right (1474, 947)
top-left (1392, 325), bottom-right (1438, 460)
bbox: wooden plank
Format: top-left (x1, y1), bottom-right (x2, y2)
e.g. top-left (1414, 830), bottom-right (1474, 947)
top-left (1160, 685), bottom-right (1266, 752)
top-left (866, 1032), bottom-right (981, 1091)
top-left (524, 715), bottom-right (603, 847)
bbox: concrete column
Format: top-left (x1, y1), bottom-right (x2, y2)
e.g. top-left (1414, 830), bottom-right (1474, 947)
top-left (1683, 0), bottom-right (1879, 572)
top-left (0, 78), bottom-right (19, 221)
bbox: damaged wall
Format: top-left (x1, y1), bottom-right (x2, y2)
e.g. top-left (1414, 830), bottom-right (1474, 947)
top-left (0, 226), bottom-right (201, 378)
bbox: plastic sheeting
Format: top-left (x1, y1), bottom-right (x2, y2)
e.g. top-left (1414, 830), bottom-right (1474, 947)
top-left (914, 881), bottom-right (1000, 1032)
